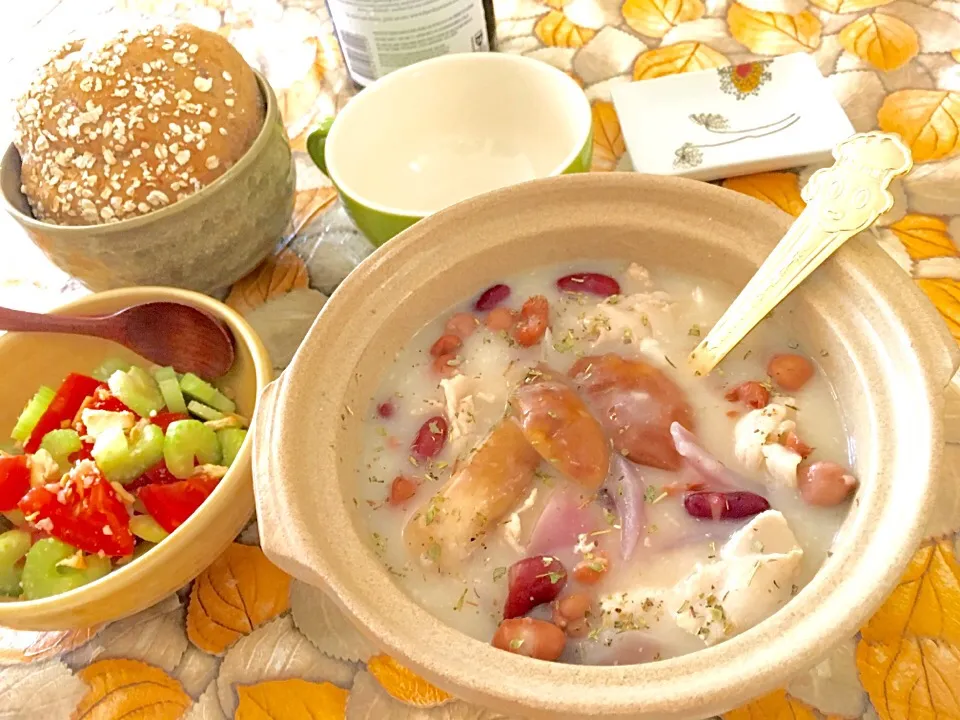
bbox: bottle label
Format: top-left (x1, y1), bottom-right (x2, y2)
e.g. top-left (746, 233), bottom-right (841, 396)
top-left (327, 0), bottom-right (490, 85)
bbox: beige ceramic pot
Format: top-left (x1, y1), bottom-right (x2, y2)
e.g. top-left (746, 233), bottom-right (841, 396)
top-left (0, 72), bottom-right (294, 295)
top-left (0, 287), bottom-right (272, 630)
top-left (253, 174), bottom-right (958, 719)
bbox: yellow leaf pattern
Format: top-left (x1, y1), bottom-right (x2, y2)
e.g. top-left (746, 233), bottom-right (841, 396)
top-left (727, 3), bottom-right (822, 54)
top-left (633, 42), bottom-right (729, 80)
top-left (838, 13), bottom-right (919, 72)
top-left (878, 90), bottom-right (960, 164)
top-left (226, 248), bottom-right (311, 316)
top-left (591, 101), bottom-right (626, 172)
top-left (722, 172), bottom-right (807, 217)
top-left (235, 679), bottom-right (349, 719)
top-left (857, 540), bottom-right (960, 719)
top-left (809, 0), bottom-right (893, 12)
top-left (890, 214), bottom-right (957, 260)
top-left (722, 688), bottom-right (818, 719)
top-left (534, 10), bottom-right (596, 47)
top-left (917, 278), bottom-right (960, 343)
top-left (622, 0), bottom-right (706, 39)
top-left (366, 654), bottom-right (453, 707)
top-left (186, 543), bottom-right (292, 655)
top-left (72, 659), bottom-right (190, 720)
top-left (0, 627), bottom-right (100, 664)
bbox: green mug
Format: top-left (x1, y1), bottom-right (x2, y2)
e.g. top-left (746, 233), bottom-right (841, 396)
top-left (307, 53), bottom-right (593, 247)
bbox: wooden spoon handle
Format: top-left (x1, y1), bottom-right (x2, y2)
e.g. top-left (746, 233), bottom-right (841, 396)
top-left (0, 306), bottom-right (118, 339)
top-left (688, 132), bottom-right (914, 376)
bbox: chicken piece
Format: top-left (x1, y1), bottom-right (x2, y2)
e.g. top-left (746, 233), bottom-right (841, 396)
top-left (570, 354), bottom-right (695, 470)
top-left (734, 403), bottom-right (803, 487)
top-left (404, 418), bottom-right (541, 572)
top-left (669, 510), bottom-right (803, 646)
top-left (509, 369), bottom-right (610, 490)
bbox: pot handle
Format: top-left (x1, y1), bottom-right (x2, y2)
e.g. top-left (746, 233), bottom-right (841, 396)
top-left (251, 375), bottom-right (334, 589)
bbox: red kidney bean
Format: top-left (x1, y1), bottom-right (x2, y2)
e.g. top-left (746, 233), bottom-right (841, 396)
top-left (474, 284), bottom-right (511, 311)
top-left (504, 555), bottom-right (568, 619)
top-left (376, 402), bottom-right (395, 419)
top-left (798, 461), bottom-right (857, 506)
top-left (411, 416), bottom-right (448, 460)
top-left (781, 430), bottom-right (813, 458)
top-left (767, 353), bottom-right (815, 391)
top-left (684, 491), bottom-right (770, 520)
top-left (388, 476), bottom-right (418, 506)
top-left (492, 618), bottom-right (566, 660)
top-left (511, 296), bottom-right (550, 347)
top-left (724, 381), bottom-right (770, 409)
top-left (556, 273), bottom-right (621, 297)
top-left (429, 334), bottom-right (462, 358)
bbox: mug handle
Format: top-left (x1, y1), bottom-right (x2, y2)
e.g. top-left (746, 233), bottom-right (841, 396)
top-left (306, 117), bottom-right (335, 176)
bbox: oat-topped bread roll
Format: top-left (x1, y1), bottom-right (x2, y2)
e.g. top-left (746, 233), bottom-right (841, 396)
top-left (14, 24), bottom-right (264, 226)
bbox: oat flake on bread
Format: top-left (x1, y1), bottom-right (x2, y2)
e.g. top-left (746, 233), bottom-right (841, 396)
top-left (14, 24), bottom-right (265, 226)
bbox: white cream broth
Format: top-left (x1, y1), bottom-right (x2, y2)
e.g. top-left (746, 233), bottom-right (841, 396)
top-left (355, 261), bottom-right (851, 664)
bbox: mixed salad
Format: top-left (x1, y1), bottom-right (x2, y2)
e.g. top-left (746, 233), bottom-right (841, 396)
top-left (0, 360), bottom-right (248, 600)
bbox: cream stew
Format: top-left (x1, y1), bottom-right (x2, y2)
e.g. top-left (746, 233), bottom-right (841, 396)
top-left (355, 262), bottom-right (854, 664)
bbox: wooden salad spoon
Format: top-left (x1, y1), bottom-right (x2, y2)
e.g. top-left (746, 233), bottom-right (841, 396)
top-left (0, 302), bottom-right (236, 379)
top-left (688, 131), bottom-right (914, 376)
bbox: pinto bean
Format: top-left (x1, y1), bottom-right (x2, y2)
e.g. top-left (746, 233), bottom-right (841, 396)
top-left (767, 354), bottom-right (815, 391)
top-left (429, 334), bottom-right (462, 358)
top-left (511, 296), bottom-right (550, 347)
top-left (781, 430), bottom-right (813, 458)
top-left (486, 307), bottom-right (518, 331)
top-left (572, 551), bottom-right (609, 585)
top-left (388, 476), bottom-right (418, 506)
top-left (432, 353), bottom-right (459, 378)
top-left (445, 312), bottom-right (479, 338)
top-left (552, 593), bottom-right (593, 636)
top-left (492, 618), bottom-right (566, 661)
top-left (724, 381), bottom-right (770, 409)
top-left (798, 461), bottom-right (857, 506)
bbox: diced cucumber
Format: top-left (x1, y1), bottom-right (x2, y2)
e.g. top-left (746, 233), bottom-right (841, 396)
top-left (187, 401), bottom-right (223, 422)
top-left (132, 541), bottom-right (155, 560)
top-left (153, 366), bottom-right (187, 414)
top-left (11, 386), bottom-right (55, 443)
top-left (163, 420), bottom-right (221, 479)
top-left (21, 539), bottom-right (111, 600)
top-left (39, 429), bottom-right (82, 470)
top-left (130, 515), bottom-right (169, 543)
top-left (218, 428), bottom-right (247, 467)
top-left (180, 373), bottom-right (236, 414)
top-left (108, 367), bottom-right (164, 418)
top-left (92, 358), bottom-right (130, 382)
top-left (91, 424), bottom-right (164, 484)
top-left (2, 511), bottom-right (24, 527)
top-left (0, 530), bottom-right (31, 596)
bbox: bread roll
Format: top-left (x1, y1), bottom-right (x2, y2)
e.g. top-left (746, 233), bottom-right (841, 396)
top-left (14, 24), bottom-right (265, 226)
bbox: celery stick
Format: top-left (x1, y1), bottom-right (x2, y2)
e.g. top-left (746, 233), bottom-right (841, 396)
top-left (218, 428), bottom-right (247, 467)
top-left (187, 401), bottom-right (223, 422)
top-left (0, 530), bottom-right (31, 596)
top-left (164, 420), bottom-right (221, 479)
top-left (39, 429), bottom-right (82, 470)
top-left (130, 515), bottom-right (169, 543)
top-left (92, 358), bottom-right (130, 382)
top-left (92, 424), bottom-right (164, 484)
top-left (2, 511), bottom-right (24, 528)
top-left (153, 367), bottom-right (187, 414)
top-left (179, 373), bottom-right (236, 414)
top-left (21, 539), bottom-right (111, 599)
top-left (108, 367), bottom-right (164, 418)
top-left (11, 387), bottom-right (55, 443)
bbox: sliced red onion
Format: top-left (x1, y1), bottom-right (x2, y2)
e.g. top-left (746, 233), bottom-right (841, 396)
top-left (605, 454), bottom-right (647, 561)
top-left (669, 422), bottom-right (750, 492)
top-left (526, 488), bottom-right (601, 556)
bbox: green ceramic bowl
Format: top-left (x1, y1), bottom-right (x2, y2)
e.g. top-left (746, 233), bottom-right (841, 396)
top-left (0, 72), bottom-right (295, 294)
top-left (307, 53), bottom-right (592, 246)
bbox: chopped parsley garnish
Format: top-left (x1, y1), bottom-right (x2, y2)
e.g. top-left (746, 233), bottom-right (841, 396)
top-left (493, 566), bottom-right (507, 581)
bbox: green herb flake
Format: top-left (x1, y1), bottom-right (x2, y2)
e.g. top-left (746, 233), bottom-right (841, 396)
top-left (509, 638), bottom-right (524, 650)
top-left (426, 543), bottom-right (442, 563)
top-left (493, 566), bottom-right (507, 582)
top-left (454, 588), bottom-right (468, 611)
top-left (688, 324), bottom-right (701, 337)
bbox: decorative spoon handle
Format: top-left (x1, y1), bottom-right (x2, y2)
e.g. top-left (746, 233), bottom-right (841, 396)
top-left (688, 131), bottom-right (914, 376)
top-left (0, 306), bottom-right (117, 337)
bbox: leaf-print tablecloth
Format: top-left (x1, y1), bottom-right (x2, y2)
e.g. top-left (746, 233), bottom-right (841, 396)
top-left (2, 0), bottom-right (960, 718)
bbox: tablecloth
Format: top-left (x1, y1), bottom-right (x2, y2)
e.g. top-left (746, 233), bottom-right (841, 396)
top-left (1, 0), bottom-right (960, 718)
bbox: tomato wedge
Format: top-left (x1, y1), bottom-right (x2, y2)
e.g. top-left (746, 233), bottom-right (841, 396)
top-left (87, 389), bottom-right (134, 415)
top-left (150, 412), bottom-right (189, 433)
top-left (18, 464), bottom-right (134, 556)
top-left (0, 455), bottom-right (30, 511)
top-left (125, 461), bottom-right (179, 491)
top-left (24, 374), bottom-right (102, 453)
top-left (138, 475), bottom-right (220, 533)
